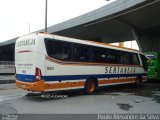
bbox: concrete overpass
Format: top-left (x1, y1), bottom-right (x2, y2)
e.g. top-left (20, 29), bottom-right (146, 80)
top-left (43, 0), bottom-right (160, 52)
top-left (0, 38), bottom-right (15, 61)
top-left (0, 0), bottom-right (160, 62)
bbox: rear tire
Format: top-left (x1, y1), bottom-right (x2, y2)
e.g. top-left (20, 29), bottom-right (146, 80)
top-left (85, 79), bottom-right (97, 95)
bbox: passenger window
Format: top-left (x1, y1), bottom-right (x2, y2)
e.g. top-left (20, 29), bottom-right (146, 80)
top-left (119, 52), bottom-right (131, 64)
top-left (106, 50), bottom-right (119, 64)
top-left (140, 54), bottom-right (148, 71)
top-left (92, 47), bottom-right (107, 63)
top-left (45, 39), bottom-right (71, 61)
top-left (72, 44), bottom-right (91, 62)
top-left (132, 53), bottom-right (140, 65)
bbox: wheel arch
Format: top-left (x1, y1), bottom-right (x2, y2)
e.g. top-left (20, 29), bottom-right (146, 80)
top-left (136, 75), bottom-right (142, 82)
top-left (85, 77), bottom-right (98, 88)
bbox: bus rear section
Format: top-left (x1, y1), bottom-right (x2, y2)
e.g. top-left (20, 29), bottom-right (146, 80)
top-left (145, 52), bottom-right (160, 80)
top-left (15, 35), bottom-right (46, 92)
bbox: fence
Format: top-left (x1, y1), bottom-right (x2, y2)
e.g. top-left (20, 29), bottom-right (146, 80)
top-left (0, 61), bottom-right (15, 74)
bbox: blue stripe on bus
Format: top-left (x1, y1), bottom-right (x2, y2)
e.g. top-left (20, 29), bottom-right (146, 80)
top-left (16, 74), bottom-right (35, 82)
top-left (16, 73), bottom-right (147, 82)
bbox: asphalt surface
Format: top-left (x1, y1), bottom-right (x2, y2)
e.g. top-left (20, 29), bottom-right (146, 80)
top-left (0, 82), bottom-right (160, 120)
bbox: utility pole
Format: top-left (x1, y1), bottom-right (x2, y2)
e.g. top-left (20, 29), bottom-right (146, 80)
top-left (45, 0), bottom-right (48, 32)
top-left (27, 23), bottom-right (30, 34)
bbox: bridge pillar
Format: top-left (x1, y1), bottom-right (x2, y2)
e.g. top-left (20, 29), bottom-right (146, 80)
top-left (138, 33), bottom-right (160, 52)
top-left (131, 29), bottom-right (142, 52)
top-left (131, 29), bottom-right (160, 52)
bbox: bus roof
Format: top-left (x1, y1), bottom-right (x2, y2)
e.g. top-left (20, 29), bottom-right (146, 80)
top-left (20, 32), bottom-right (141, 54)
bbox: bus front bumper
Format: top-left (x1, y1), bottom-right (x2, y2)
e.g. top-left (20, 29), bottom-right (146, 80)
top-left (16, 79), bottom-right (45, 92)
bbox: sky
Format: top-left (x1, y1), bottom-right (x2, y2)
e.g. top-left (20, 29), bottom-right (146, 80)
top-left (0, 0), bottom-right (138, 50)
top-left (0, 0), bottom-right (115, 42)
top-left (111, 41), bottom-right (139, 50)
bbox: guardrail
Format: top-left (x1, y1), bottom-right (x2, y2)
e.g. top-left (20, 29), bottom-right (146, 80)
top-left (0, 61), bottom-right (14, 65)
top-left (0, 61), bottom-right (15, 74)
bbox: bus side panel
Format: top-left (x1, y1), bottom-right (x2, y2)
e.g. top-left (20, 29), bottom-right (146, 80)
top-left (44, 58), bottom-right (146, 88)
top-left (35, 37), bottom-right (47, 78)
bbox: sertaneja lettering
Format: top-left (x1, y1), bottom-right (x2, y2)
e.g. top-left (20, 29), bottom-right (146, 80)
top-left (113, 67), bottom-right (116, 73)
top-left (16, 39), bottom-right (35, 47)
top-left (105, 66), bottom-right (136, 74)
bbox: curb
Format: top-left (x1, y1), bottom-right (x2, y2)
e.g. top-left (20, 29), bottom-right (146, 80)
top-left (0, 80), bottom-right (15, 84)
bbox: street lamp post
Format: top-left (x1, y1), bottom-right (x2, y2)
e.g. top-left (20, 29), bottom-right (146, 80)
top-left (27, 23), bottom-right (30, 34)
top-left (45, 0), bottom-right (48, 32)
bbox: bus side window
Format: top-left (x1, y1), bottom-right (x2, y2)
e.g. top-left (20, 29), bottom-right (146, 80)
top-left (119, 51), bottom-right (131, 64)
top-left (132, 53), bottom-right (140, 65)
top-left (72, 43), bottom-right (91, 62)
top-left (140, 54), bottom-right (148, 71)
top-left (106, 50), bottom-right (119, 64)
top-left (45, 39), bottom-right (72, 61)
top-left (92, 47), bottom-right (107, 63)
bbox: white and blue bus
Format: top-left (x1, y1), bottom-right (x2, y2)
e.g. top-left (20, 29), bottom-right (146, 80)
top-left (15, 33), bottom-right (148, 94)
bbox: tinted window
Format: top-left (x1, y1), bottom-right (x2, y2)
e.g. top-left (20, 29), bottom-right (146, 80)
top-left (140, 54), bottom-right (148, 71)
top-left (92, 47), bottom-right (107, 63)
top-left (119, 52), bottom-right (131, 64)
top-left (132, 53), bottom-right (140, 65)
top-left (72, 43), bottom-right (91, 62)
top-left (106, 50), bottom-right (119, 64)
top-left (45, 38), bottom-right (141, 65)
top-left (45, 39), bottom-right (71, 61)
top-left (92, 47), bottom-right (119, 64)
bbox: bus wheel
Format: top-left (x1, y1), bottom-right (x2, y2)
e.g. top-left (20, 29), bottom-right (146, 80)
top-left (85, 79), bottom-right (97, 95)
top-left (135, 77), bottom-right (142, 88)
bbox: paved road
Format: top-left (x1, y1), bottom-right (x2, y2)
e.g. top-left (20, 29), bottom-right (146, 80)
top-left (0, 82), bottom-right (160, 120)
